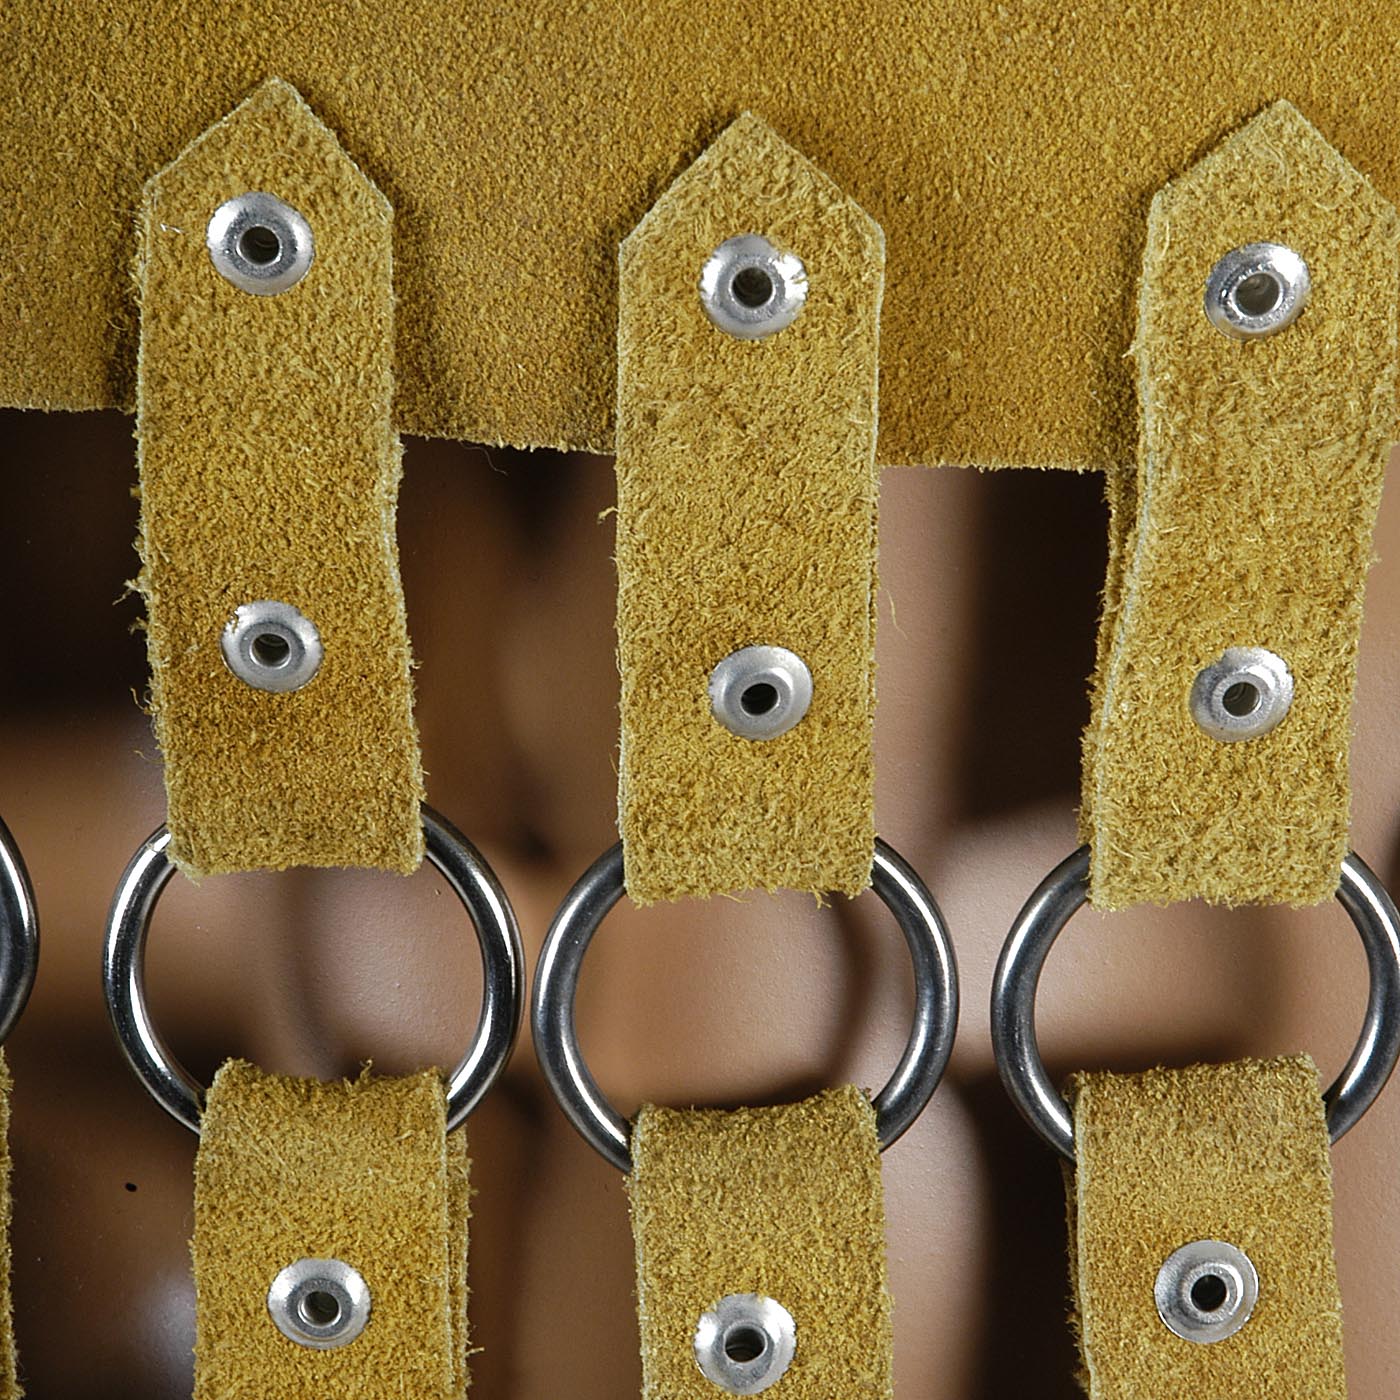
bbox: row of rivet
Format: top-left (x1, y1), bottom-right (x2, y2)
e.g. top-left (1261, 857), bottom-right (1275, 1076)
top-left (257, 1239), bottom-right (1255, 1377)
top-left (259, 1241), bottom-right (1263, 1369)
top-left (206, 195), bottom-right (1312, 345)
top-left (259, 1242), bottom-right (1263, 1368)
top-left (223, 596), bottom-right (1292, 751)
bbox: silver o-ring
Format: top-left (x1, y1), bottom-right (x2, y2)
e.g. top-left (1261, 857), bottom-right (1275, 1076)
top-left (103, 805), bottom-right (524, 1134)
top-left (1204, 242), bottom-right (1309, 339)
top-left (709, 645), bottom-right (813, 741)
top-left (221, 600), bottom-right (323, 694)
top-left (990, 846), bottom-right (1400, 1162)
top-left (699, 234), bottom-right (808, 339)
top-left (0, 818), bottom-right (38, 1050)
top-left (531, 839), bottom-right (958, 1173)
top-left (267, 1257), bottom-right (372, 1350)
top-left (206, 192), bottom-right (315, 296)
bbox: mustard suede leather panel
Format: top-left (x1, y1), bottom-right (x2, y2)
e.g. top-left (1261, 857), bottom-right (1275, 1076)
top-left (629, 1086), bottom-right (892, 1400)
top-left (136, 80), bottom-right (424, 875)
top-left (616, 115), bottom-right (880, 902)
top-left (1068, 1058), bottom-right (1345, 1399)
top-left (0, 1057), bottom-right (18, 1400)
top-left (9, 6), bottom-right (1400, 471)
top-left (1081, 102), bottom-right (1399, 910)
top-left (193, 1061), bottom-right (470, 1400)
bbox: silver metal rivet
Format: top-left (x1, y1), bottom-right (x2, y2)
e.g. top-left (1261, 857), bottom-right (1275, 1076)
top-left (267, 1257), bottom-right (371, 1350)
top-left (207, 192), bottom-right (315, 296)
top-left (221, 600), bottom-right (323, 693)
top-left (699, 234), bottom-right (807, 339)
top-left (709, 645), bottom-right (813, 740)
top-left (1204, 242), bottom-right (1309, 339)
top-left (1189, 646), bottom-right (1293, 742)
top-left (1155, 1240), bottom-right (1258, 1344)
top-left (694, 1294), bottom-right (797, 1394)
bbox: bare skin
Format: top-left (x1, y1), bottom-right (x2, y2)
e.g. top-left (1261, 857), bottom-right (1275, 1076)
top-left (2, 410), bottom-right (1399, 1397)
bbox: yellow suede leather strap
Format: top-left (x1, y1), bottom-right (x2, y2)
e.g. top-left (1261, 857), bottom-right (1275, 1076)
top-left (0, 1056), bottom-right (16, 1400)
top-left (1082, 102), bottom-right (1400, 909)
top-left (192, 1061), bottom-right (470, 1399)
top-left (136, 79), bottom-right (424, 876)
top-left (1069, 1057), bottom-right (1345, 1397)
top-left (616, 114), bottom-right (882, 902)
top-left (629, 1086), bottom-right (892, 1399)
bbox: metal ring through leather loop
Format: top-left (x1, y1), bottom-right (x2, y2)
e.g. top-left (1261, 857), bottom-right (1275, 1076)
top-left (103, 805), bottom-right (524, 1135)
top-left (990, 845), bottom-right (1400, 1163)
top-left (0, 818), bottom-right (39, 1049)
top-left (531, 838), bottom-right (959, 1173)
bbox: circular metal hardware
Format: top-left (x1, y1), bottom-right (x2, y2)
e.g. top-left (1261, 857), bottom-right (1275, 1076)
top-left (699, 234), bottom-right (808, 339)
top-left (709, 645), bottom-right (813, 740)
top-left (221, 600), bottom-right (324, 694)
top-left (0, 818), bottom-right (38, 1050)
top-left (206, 192), bottom-right (315, 295)
top-left (103, 805), bottom-right (524, 1135)
top-left (1204, 242), bottom-right (1310, 339)
top-left (267, 1257), bottom-right (371, 1349)
top-left (694, 1293), bottom-right (797, 1395)
top-left (990, 846), bottom-right (1400, 1163)
top-left (532, 839), bottom-right (958, 1173)
top-left (1189, 646), bottom-right (1293, 742)
top-left (1154, 1239), bottom-right (1259, 1344)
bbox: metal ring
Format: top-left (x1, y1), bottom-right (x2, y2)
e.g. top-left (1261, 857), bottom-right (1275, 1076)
top-left (103, 805), bottom-right (524, 1135)
top-left (990, 846), bottom-right (1400, 1162)
top-left (531, 839), bottom-right (958, 1173)
top-left (0, 818), bottom-right (39, 1049)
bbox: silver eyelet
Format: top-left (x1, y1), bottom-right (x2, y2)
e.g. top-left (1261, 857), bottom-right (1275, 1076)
top-left (1188, 646), bottom-right (1293, 742)
top-left (206, 192), bottom-right (315, 296)
top-left (221, 600), bottom-right (323, 694)
top-left (708, 645), bottom-right (813, 740)
top-left (1155, 1240), bottom-right (1258, 1344)
top-left (694, 1293), bottom-right (797, 1394)
top-left (699, 235), bottom-right (807, 339)
top-left (1204, 242), bottom-right (1309, 339)
top-left (267, 1257), bottom-right (371, 1350)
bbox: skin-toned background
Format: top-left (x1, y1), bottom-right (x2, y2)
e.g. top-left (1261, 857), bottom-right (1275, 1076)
top-left (3, 411), bottom-right (1400, 1396)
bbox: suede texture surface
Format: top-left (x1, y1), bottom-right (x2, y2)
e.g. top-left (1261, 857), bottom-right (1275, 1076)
top-left (1081, 102), bottom-right (1400, 909)
top-left (0, 1057), bottom-right (17, 1400)
top-left (8, 6), bottom-right (1400, 471)
top-left (1068, 1057), bottom-right (1345, 1399)
top-left (629, 1085), bottom-right (892, 1400)
top-left (136, 81), bottom-right (424, 875)
top-left (616, 115), bottom-right (880, 902)
top-left (193, 1061), bottom-right (470, 1400)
